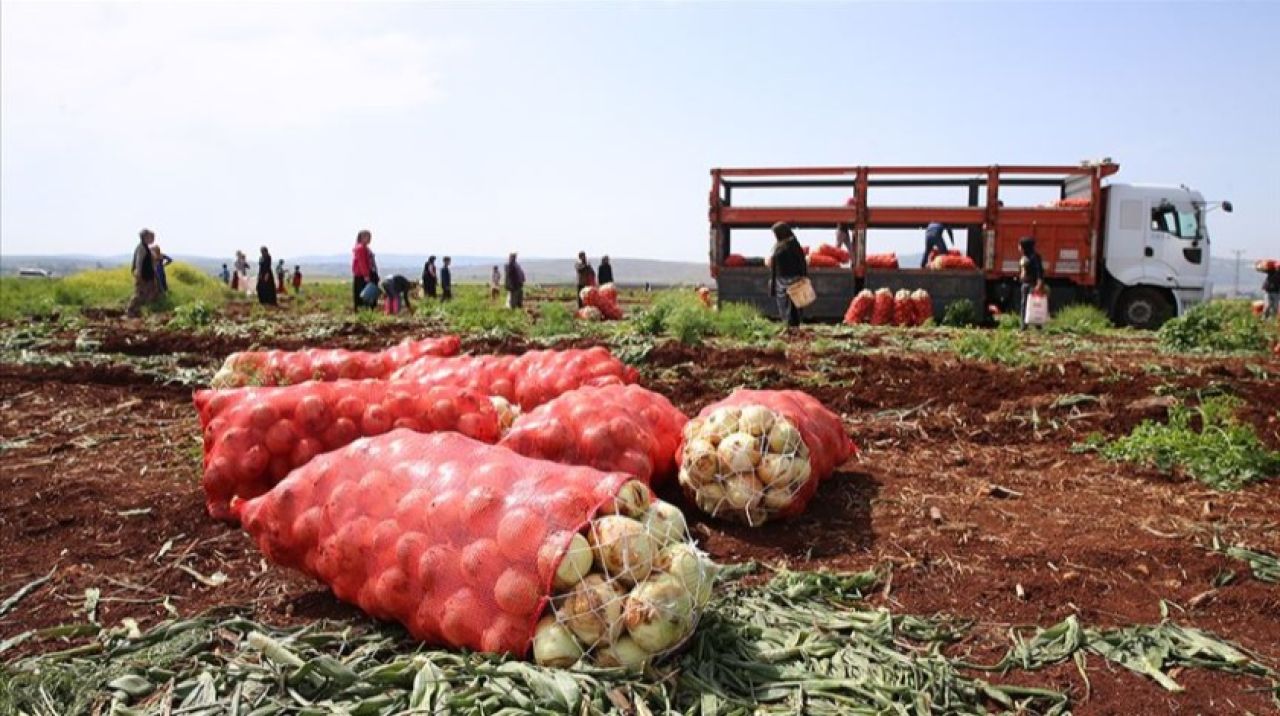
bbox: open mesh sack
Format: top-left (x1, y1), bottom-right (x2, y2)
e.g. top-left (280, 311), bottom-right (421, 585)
top-left (236, 431), bottom-right (714, 669)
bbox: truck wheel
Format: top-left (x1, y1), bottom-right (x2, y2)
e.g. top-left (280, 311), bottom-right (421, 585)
top-left (1116, 287), bottom-right (1173, 330)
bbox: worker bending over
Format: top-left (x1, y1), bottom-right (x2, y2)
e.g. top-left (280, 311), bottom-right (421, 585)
top-left (920, 222), bottom-right (954, 267)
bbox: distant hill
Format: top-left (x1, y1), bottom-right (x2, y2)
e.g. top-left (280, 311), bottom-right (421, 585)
top-left (0, 252), bottom-right (1264, 296)
top-left (0, 253), bottom-right (712, 287)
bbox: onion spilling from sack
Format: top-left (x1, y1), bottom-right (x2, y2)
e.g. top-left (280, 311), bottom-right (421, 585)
top-left (489, 395), bottom-right (522, 434)
top-left (678, 405), bottom-right (812, 525)
top-left (535, 484), bottom-right (716, 670)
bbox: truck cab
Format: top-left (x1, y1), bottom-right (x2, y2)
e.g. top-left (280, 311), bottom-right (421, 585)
top-left (1101, 184), bottom-right (1215, 329)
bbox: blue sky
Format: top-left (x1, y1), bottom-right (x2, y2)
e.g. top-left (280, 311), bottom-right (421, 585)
top-left (2, 1), bottom-right (1277, 262)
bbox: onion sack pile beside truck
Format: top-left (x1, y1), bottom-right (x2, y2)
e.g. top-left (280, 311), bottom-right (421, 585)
top-left (196, 340), bottom-right (858, 669)
top-left (709, 160), bottom-right (1233, 329)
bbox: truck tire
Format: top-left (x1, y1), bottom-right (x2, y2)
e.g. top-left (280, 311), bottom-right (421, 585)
top-left (1116, 287), bottom-right (1174, 330)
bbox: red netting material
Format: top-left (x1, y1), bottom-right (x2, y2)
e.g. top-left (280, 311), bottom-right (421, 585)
top-left (195, 381), bottom-right (501, 521)
top-left (390, 347), bottom-right (639, 411)
top-left (912, 289), bottom-right (934, 325)
top-left (807, 254), bottom-right (841, 268)
top-left (865, 253), bottom-right (899, 270)
top-left (843, 289), bottom-right (875, 325)
top-left (814, 244), bottom-right (851, 264)
top-left (678, 390), bottom-right (855, 522)
top-left (870, 288), bottom-right (895, 326)
top-left (236, 431), bottom-right (633, 657)
top-left (210, 336), bottom-right (461, 388)
top-left (928, 253), bottom-right (978, 271)
top-left (892, 290), bottom-right (914, 327)
top-left (499, 384), bottom-right (688, 486)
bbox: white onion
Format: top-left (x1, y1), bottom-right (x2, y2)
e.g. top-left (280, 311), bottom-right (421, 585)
top-left (682, 438), bottom-right (719, 484)
top-left (588, 516), bottom-right (655, 585)
top-left (693, 481), bottom-right (727, 515)
top-left (593, 635), bottom-right (649, 671)
top-left (598, 480), bottom-right (651, 518)
top-left (553, 533), bottom-right (594, 591)
top-left (723, 473), bottom-right (763, 512)
top-left (656, 543), bottom-right (715, 608)
top-left (755, 453), bottom-right (789, 486)
top-left (532, 616), bottom-right (583, 667)
top-left (561, 574), bottom-right (625, 646)
top-left (737, 405), bottom-right (775, 437)
top-left (643, 500), bottom-right (687, 547)
top-left (623, 574), bottom-right (695, 653)
top-left (702, 408), bottom-right (741, 444)
top-left (717, 433), bottom-right (761, 474)
top-left (681, 417), bottom-right (706, 442)
top-left (762, 484), bottom-right (795, 511)
top-left (766, 419), bottom-right (803, 455)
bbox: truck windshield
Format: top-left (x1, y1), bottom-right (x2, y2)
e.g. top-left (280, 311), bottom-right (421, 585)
top-left (1151, 204), bottom-right (1202, 239)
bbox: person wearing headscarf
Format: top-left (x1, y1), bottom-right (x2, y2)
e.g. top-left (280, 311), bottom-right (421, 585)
top-left (769, 222), bottom-right (807, 329)
top-left (351, 230), bottom-right (374, 311)
top-left (257, 246), bottom-right (278, 306)
top-left (126, 229), bottom-right (158, 317)
top-left (505, 252), bottom-right (526, 309)
top-left (422, 256), bottom-right (438, 299)
top-left (1018, 236), bottom-right (1045, 329)
top-left (151, 244), bottom-right (173, 293)
top-left (575, 252), bottom-right (596, 307)
top-left (598, 255), bottom-right (614, 285)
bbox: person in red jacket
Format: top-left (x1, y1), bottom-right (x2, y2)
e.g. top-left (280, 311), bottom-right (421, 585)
top-left (351, 230), bottom-right (374, 311)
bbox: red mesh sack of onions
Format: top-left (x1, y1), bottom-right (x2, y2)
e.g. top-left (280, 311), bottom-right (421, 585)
top-left (864, 253), bottom-right (899, 270)
top-left (194, 381), bottom-right (502, 521)
top-left (911, 289), bottom-right (934, 325)
top-left (236, 431), bottom-right (716, 670)
top-left (596, 284), bottom-right (623, 320)
top-left (392, 347), bottom-right (639, 411)
top-left (892, 289), bottom-right (914, 327)
top-left (843, 289), bottom-right (874, 325)
top-left (500, 384), bottom-right (687, 486)
top-left (209, 335), bottom-right (461, 389)
top-left (676, 390), bottom-right (855, 525)
top-left (870, 288), bottom-right (895, 325)
top-left (577, 306), bottom-right (604, 322)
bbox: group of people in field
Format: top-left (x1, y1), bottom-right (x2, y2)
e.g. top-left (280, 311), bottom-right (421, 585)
top-left (218, 255), bottom-right (302, 305)
top-left (125, 228), bottom-right (173, 317)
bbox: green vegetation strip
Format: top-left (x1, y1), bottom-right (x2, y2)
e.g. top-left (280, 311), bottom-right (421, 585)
top-left (1077, 395), bottom-right (1280, 490)
top-left (3, 569), bottom-right (1275, 715)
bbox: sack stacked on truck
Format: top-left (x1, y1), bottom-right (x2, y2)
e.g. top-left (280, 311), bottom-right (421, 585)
top-left (843, 289), bottom-right (875, 325)
top-left (210, 336), bottom-right (461, 389)
top-left (195, 381), bottom-right (502, 521)
top-left (391, 347), bottom-right (638, 411)
top-left (676, 390), bottom-right (855, 525)
top-left (865, 253), bottom-right (899, 270)
top-left (813, 244), bottom-right (850, 265)
top-left (499, 384), bottom-right (687, 487)
top-left (928, 250), bottom-right (978, 271)
top-left (236, 431), bottom-right (716, 669)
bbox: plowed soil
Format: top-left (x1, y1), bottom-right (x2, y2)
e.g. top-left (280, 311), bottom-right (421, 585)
top-left (2, 319), bottom-right (1278, 715)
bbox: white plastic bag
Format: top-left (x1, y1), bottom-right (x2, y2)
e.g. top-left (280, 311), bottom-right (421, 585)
top-left (1025, 293), bottom-right (1050, 326)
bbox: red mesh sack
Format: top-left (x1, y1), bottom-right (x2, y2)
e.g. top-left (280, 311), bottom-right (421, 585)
top-left (911, 289), bottom-right (933, 325)
top-left (194, 381), bottom-right (501, 521)
top-left (210, 336), bottom-right (461, 389)
top-left (676, 390), bottom-right (856, 525)
top-left (596, 284), bottom-right (624, 320)
top-left (1256, 259), bottom-right (1279, 272)
top-left (870, 288), bottom-right (895, 325)
top-left (237, 431), bottom-right (714, 665)
top-left (815, 244), bottom-right (850, 264)
top-left (392, 347), bottom-right (638, 412)
top-left (1053, 197), bottom-right (1091, 208)
top-left (723, 254), bottom-right (747, 268)
top-left (929, 253), bottom-right (977, 271)
top-left (892, 290), bottom-right (914, 327)
top-left (500, 384), bottom-right (688, 486)
top-left (843, 290), bottom-right (874, 325)
top-left (696, 287), bottom-right (712, 308)
top-left (577, 307), bottom-right (604, 321)
top-left (865, 253), bottom-right (899, 270)
top-left (807, 254), bottom-right (840, 268)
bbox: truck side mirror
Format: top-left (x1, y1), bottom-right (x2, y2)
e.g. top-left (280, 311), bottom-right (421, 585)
top-left (1222, 200), bottom-right (1233, 213)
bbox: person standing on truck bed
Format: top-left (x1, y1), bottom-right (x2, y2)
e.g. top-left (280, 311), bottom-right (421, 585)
top-left (769, 222), bottom-right (808, 330)
top-left (835, 223), bottom-right (853, 255)
top-left (1018, 236), bottom-right (1046, 330)
top-left (1263, 263), bottom-right (1280, 319)
top-left (920, 222), bottom-right (954, 267)
top-left (575, 252), bottom-right (596, 308)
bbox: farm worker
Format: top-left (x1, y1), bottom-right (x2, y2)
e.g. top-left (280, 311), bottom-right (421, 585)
top-left (275, 259), bottom-right (286, 293)
top-left (769, 221), bottom-right (808, 329)
top-left (835, 223), bottom-right (853, 255)
top-left (920, 222), bottom-right (954, 267)
top-left (1263, 262), bottom-right (1280, 319)
top-left (490, 266), bottom-right (502, 301)
top-left (351, 230), bottom-right (374, 311)
top-left (1018, 236), bottom-right (1046, 329)
top-left (505, 252), bottom-right (526, 309)
top-left (291, 265), bottom-right (302, 294)
top-left (422, 256), bottom-right (438, 299)
top-left (257, 246), bottom-right (278, 306)
top-left (575, 252), bottom-right (596, 308)
top-left (381, 274), bottom-right (413, 314)
top-left (125, 228), bottom-right (158, 317)
top-left (233, 251), bottom-right (250, 293)
top-left (598, 255), bottom-right (614, 285)
top-left (440, 256), bottom-right (453, 301)
top-left (151, 245), bottom-right (173, 293)
top-left (219, 264), bottom-right (230, 285)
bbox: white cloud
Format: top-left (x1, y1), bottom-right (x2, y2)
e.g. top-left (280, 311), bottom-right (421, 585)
top-left (1, 2), bottom-right (447, 135)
